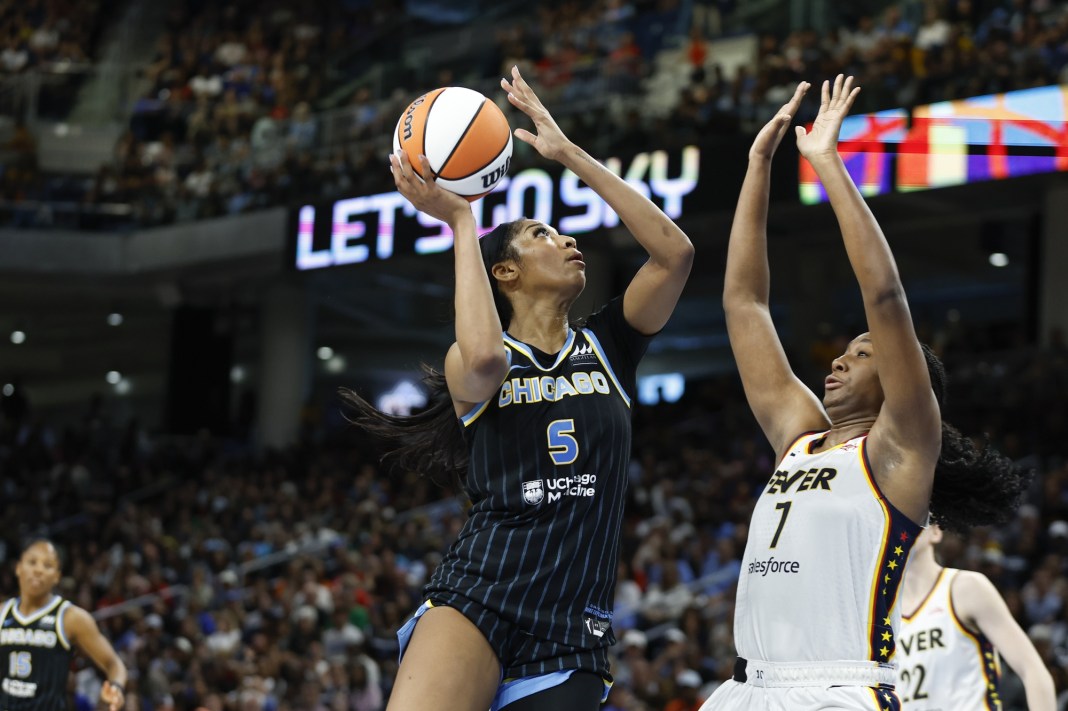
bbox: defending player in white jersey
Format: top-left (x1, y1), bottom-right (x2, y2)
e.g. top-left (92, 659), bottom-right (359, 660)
top-left (899, 525), bottom-right (1054, 711)
top-left (703, 76), bottom-right (1030, 711)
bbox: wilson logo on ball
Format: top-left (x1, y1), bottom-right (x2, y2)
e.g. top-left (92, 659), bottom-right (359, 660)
top-left (393, 86), bottom-right (513, 201)
top-left (481, 156), bottom-right (511, 189)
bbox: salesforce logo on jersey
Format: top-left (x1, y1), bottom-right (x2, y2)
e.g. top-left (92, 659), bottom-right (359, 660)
top-left (747, 556), bottom-right (801, 577)
top-left (522, 475), bottom-right (598, 505)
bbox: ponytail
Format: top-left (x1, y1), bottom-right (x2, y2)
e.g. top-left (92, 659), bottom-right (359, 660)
top-left (339, 367), bottom-right (466, 489)
top-left (340, 220), bottom-right (526, 488)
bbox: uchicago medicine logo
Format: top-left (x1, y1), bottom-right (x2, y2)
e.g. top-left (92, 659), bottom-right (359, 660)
top-left (522, 480), bottom-right (544, 505)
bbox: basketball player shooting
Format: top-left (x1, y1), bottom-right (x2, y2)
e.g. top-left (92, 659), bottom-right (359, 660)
top-left (1, 540), bottom-right (127, 711)
top-left (345, 65), bottom-right (693, 711)
top-left (703, 75), bottom-right (1030, 710)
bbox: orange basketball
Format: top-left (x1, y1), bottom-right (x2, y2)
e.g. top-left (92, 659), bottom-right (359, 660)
top-left (393, 87), bottom-right (513, 201)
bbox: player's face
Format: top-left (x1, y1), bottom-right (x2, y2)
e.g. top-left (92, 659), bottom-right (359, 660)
top-left (15, 543), bottom-right (61, 598)
top-left (512, 220), bottom-right (586, 295)
top-left (823, 333), bottom-right (884, 413)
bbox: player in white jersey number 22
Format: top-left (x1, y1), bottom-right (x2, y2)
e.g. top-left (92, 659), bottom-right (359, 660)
top-left (898, 525), bottom-right (1054, 711)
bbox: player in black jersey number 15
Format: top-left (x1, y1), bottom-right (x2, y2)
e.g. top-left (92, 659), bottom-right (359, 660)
top-left (1, 541), bottom-right (127, 711)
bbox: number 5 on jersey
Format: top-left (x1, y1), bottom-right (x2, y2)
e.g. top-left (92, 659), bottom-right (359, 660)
top-left (548, 419), bottom-right (579, 465)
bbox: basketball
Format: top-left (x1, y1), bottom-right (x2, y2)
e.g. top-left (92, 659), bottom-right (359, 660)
top-left (393, 87), bottom-right (513, 201)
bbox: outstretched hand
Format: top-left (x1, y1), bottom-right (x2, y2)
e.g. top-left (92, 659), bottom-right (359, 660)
top-left (389, 150), bottom-right (472, 225)
top-left (501, 65), bottom-right (571, 162)
top-left (795, 74), bottom-right (861, 161)
top-left (749, 82), bottom-right (810, 162)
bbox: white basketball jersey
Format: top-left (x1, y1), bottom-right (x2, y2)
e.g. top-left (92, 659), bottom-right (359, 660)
top-left (734, 432), bottom-right (922, 666)
top-left (898, 569), bottom-right (1003, 710)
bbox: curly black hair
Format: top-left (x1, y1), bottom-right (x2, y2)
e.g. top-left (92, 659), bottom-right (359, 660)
top-left (921, 345), bottom-right (1033, 532)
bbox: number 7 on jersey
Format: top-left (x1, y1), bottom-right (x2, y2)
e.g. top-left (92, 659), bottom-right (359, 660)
top-left (770, 501), bottom-right (792, 548)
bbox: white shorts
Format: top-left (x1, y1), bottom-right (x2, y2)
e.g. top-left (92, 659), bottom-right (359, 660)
top-left (700, 680), bottom-right (901, 711)
top-left (699, 659), bottom-right (901, 711)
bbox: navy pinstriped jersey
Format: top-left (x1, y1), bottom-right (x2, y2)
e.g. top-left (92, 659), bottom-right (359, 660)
top-left (0, 597), bottom-right (74, 711)
top-left (425, 297), bottom-right (651, 648)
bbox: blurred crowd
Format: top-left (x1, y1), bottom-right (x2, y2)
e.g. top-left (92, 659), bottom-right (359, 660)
top-left (6, 0), bottom-right (1068, 229)
top-left (0, 0), bottom-right (106, 74)
top-left (1, 326), bottom-right (1066, 711)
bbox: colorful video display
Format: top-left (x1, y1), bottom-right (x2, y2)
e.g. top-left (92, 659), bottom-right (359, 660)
top-left (800, 85), bottom-right (1068, 204)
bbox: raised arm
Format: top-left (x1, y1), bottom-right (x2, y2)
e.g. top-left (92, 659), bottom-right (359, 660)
top-left (723, 83), bottom-right (829, 458)
top-left (799, 75), bottom-right (940, 521)
top-left (952, 571), bottom-right (1056, 711)
top-left (389, 152), bottom-right (508, 412)
top-left (502, 66), bottom-right (693, 335)
top-left (64, 606), bottom-right (127, 711)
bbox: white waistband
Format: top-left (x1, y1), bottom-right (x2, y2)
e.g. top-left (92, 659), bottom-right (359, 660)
top-left (739, 659), bottom-right (897, 688)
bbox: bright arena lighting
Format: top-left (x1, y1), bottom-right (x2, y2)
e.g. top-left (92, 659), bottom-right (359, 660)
top-left (325, 355), bottom-right (346, 373)
top-left (107, 312), bottom-right (124, 326)
top-left (106, 370), bottom-right (122, 384)
top-left (988, 252), bottom-right (1009, 267)
top-left (317, 346), bottom-right (335, 360)
top-left (230, 365), bottom-right (247, 384)
top-left (115, 378), bottom-right (132, 395)
top-left (10, 330), bottom-right (25, 344)
top-left (2, 384), bottom-right (13, 397)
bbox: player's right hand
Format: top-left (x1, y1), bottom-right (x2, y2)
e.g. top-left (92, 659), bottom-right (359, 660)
top-left (390, 150), bottom-right (473, 226)
top-left (749, 82), bottom-right (809, 163)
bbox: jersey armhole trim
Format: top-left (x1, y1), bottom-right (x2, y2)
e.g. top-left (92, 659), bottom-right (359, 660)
top-left (858, 438), bottom-right (926, 532)
top-left (947, 570), bottom-right (983, 640)
top-left (581, 328), bottom-right (630, 408)
top-left (459, 345), bottom-right (513, 428)
top-left (56, 601), bottom-right (72, 650)
top-left (947, 573), bottom-right (1002, 707)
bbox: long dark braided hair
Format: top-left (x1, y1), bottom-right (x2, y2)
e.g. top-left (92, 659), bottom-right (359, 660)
top-left (921, 344), bottom-right (1032, 532)
top-left (338, 221), bottom-right (526, 488)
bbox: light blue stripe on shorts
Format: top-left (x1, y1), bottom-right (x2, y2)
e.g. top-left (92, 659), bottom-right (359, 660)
top-left (397, 600), bottom-right (611, 709)
top-left (492, 671), bottom-right (612, 710)
top-left (396, 599), bottom-right (435, 662)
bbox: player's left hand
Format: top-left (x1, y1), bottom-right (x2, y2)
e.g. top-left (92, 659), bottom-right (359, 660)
top-left (501, 65), bottom-right (571, 162)
top-left (101, 681), bottom-right (125, 711)
top-left (795, 74), bottom-right (861, 162)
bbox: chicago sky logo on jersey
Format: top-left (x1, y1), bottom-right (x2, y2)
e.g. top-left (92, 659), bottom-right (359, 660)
top-left (569, 340), bottom-right (597, 364)
top-left (522, 480), bottom-right (544, 505)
